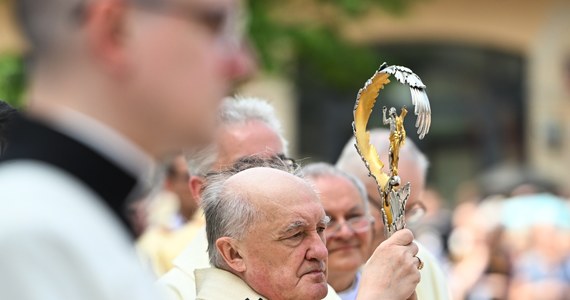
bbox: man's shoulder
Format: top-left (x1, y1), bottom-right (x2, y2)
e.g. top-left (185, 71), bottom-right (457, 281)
top-left (156, 226), bottom-right (208, 300)
top-left (157, 265), bottom-right (197, 300)
top-left (155, 213), bottom-right (207, 273)
top-left (170, 226), bottom-right (210, 272)
top-left (0, 160), bottom-right (105, 223)
top-left (195, 268), bottom-right (266, 300)
top-left (0, 160), bottom-right (125, 250)
top-left (0, 162), bottom-right (161, 300)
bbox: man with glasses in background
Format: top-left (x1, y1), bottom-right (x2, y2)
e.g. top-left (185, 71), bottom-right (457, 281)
top-left (302, 162), bottom-right (378, 299)
top-left (0, 0), bottom-right (251, 299)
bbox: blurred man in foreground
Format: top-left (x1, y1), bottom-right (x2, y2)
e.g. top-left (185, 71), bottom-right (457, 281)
top-left (190, 156), bottom-right (421, 300)
top-left (0, 0), bottom-right (250, 299)
top-left (336, 128), bottom-right (451, 299)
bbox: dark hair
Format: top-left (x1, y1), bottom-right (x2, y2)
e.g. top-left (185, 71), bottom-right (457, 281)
top-left (0, 101), bottom-right (17, 156)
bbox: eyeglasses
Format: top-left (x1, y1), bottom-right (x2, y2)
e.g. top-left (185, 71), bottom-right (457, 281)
top-left (160, 2), bottom-right (247, 50)
top-left (73, 1), bottom-right (247, 50)
top-left (325, 215), bottom-right (374, 237)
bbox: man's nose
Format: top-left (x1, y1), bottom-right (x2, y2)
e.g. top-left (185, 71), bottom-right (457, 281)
top-left (335, 221), bottom-right (355, 240)
top-left (225, 40), bottom-right (257, 81)
top-left (306, 233), bottom-right (328, 261)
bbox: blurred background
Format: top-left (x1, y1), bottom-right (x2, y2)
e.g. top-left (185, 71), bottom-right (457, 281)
top-left (2, 0), bottom-right (570, 299)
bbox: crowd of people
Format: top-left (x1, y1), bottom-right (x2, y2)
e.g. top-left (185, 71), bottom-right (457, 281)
top-left (0, 0), bottom-right (569, 300)
top-left (422, 179), bottom-right (570, 300)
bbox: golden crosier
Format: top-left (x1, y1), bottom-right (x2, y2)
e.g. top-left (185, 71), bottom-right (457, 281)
top-left (352, 63), bottom-right (431, 237)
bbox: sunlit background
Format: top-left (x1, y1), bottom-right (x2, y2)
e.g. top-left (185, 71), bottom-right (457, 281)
top-left (1, 0), bottom-right (570, 299)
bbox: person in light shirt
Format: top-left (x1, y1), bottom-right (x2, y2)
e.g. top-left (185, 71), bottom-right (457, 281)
top-left (0, 0), bottom-right (251, 299)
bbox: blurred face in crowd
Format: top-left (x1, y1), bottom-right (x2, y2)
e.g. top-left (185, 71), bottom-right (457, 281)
top-left (224, 168), bottom-right (329, 300)
top-left (189, 120), bottom-right (284, 199)
top-left (166, 155), bottom-right (196, 220)
top-left (215, 120), bottom-right (284, 169)
top-left (124, 0), bottom-right (253, 152)
top-left (311, 175), bottom-right (372, 290)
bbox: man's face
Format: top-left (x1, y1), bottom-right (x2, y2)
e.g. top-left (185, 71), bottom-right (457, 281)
top-left (190, 120), bottom-right (284, 202)
top-left (166, 155), bottom-right (196, 219)
top-left (215, 120), bottom-right (284, 169)
top-left (313, 176), bottom-right (371, 275)
top-left (126, 0), bottom-right (252, 151)
top-left (238, 176), bottom-right (329, 300)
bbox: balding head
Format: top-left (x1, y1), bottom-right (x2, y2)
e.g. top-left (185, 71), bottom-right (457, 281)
top-left (202, 163), bottom-right (329, 300)
top-left (225, 167), bottom-right (313, 207)
top-left (203, 165), bottom-right (318, 267)
top-left (201, 155), bottom-right (303, 267)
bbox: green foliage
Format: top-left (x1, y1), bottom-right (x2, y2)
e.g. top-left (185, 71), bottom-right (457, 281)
top-left (322, 0), bottom-right (408, 16)
top-left (247, 0), bottom-right (411, 89)
top-left (0, 54), bottom-right (25, 108)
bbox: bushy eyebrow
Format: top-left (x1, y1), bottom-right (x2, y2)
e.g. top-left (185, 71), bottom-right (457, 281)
top-left (280, 215), bottom-right (331, 236)
top-left (281, 220), bottom-right (308, 235)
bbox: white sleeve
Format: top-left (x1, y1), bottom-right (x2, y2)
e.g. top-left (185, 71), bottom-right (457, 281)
top-left (0, 226), bottom-right (162, 300)
top-left (0, 162), bottom-right (164, 300)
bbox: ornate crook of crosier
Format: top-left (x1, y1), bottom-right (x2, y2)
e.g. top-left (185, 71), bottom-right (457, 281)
top-left (352, 63), bottom-right (431, 237)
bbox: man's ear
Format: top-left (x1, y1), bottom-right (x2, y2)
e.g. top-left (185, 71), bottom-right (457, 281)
top-left (216, 237), bottom-right (246, 273)
top-left (83, 0), bottom-right (129, 76)
top-left (189, 176), bottom-right (204, 204)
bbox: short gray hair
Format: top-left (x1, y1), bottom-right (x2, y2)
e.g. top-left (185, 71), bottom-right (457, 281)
top-left (202, 155), bottom-right (303, 268)
top-left (336, 128), bottom-right (429, 178)
top-left (186, 96), bottom-right (288, 176)
top-left (302, 162), bottom-right (370, 214)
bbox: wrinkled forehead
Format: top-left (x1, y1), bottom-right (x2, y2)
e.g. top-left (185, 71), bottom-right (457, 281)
top-left (226, 167), bottom-right (319, 208)
top-left (263, 194), bottom-right (327, 236)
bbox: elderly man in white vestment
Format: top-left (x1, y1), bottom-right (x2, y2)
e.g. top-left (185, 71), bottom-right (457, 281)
top-left (0, 0), bottom-right (251, 299)
top-left (173, 156), bottom-right (422, 300)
